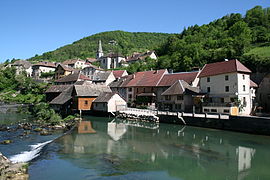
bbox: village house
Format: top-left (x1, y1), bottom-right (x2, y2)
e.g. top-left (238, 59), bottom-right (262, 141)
top-left (54, 72), bottom-right (91, 85)
top-left (55, 64), bottom-right (76, 80)
top-left (62, 59), bottom-right (87, 69)
top-left (198, 59), bottom-right (255, 115)
top-left (92, 92), bottom-right (127, 113)
top-left (156, 71), bottom-right (201, 111)
top-left (126, 51), bottom-right (157, 64)
top-left (91, 71), bottom-right (116, 85)
top-left (109, 75), bottom-right (133, 101)
top-left (9, 60), bottom-right (32, 77)
top-left (124, 69), bottom-right (168, 107)
top-left (32, 62), bottom-right (56, 79)
top-left (73, 84), bottom-right (111, 112)
top-left (80, 64), bottom-right (103, 80)
top-left (160, 80), bottom-right (201, 112)
top-left (112, 70), bottom-right (128, 79)
top-left (48, 85), bottom-right (73, 115)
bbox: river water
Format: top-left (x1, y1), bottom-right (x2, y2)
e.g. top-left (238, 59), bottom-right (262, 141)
top-left (1, 115), bottom-right (270, 180)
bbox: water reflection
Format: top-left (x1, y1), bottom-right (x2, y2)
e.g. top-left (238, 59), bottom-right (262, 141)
top-left (55, 118), bottom-right (270, 180)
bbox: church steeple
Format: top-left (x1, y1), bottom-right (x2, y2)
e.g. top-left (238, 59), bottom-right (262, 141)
top-left (96, 40), bottom-right (104, 59)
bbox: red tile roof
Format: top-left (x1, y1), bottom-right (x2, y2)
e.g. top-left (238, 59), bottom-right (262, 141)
top-left (113, 70), bottom-right (127, 79)
top-left (198, 59), bottom-right (251, 78)
top-left (158, 71), bottom-right (198, 87)
top-left (250, 80), bottom-right (258, 88)
top-left (125, 69), bottom-right (167, 87)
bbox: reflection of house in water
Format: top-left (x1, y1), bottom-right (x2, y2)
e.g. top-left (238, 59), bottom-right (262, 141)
top-left (237, 146), bottom-right (256, 172)
top-left (107, 122), bottom-right (127, 141)
top-left (78, 121), bottom-right (96, 134)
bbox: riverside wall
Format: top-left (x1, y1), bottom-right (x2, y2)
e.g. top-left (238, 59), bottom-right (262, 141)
top-left (158, 114), bottom-right (270, 136)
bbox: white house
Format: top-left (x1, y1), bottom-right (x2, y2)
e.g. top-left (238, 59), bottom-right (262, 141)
top-left (99, 53), bottom-right (126, 69)
top-left (198, 59), bottom-right (254, 115)
top-left (32, 62), bottom-right (56, 79)
top-left (63, 59), bottom-right (87, 69)
top-left (126, 51), bottom-right (158, 64)
top-left (93, 92), bottom-right (127, 113)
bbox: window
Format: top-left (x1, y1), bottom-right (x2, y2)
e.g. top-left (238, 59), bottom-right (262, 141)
top-left (243, 85), bottom-right (246, 91)
top-left (137, 88), bottom-right (138, 93)
top-left (243, 75), bottom-right (245, 80)
top-left (84, 101), bottom-right (88, 105)
top-left (243, 97), bottom-right (247, 107)
top-left (128, 94), bottom-right (132, 99)
top-left (224, 109), bottom-right (230, 113)
top-left (177, 95), bottom-right (183, 100)
top-left (128, 88), bottom-right (132, 92)
top-left (204, 109), bottom-right (209, 112)
top-left (225, 75), bottom-right (229, 81)
top-left (207, 77), bottom-right (210, 82)
top-left (211, 109), bottom-right (217, 113)
top-left (143, 88), bottom-right (146, 93)
top-left (207, 87), bottom-right (211, 93)
top-left (225, 86), bottom-right (229, 92)
top-left (165, 95), bottom-right (171, 101)
top-left (221, 98), bottom-right (224, 103)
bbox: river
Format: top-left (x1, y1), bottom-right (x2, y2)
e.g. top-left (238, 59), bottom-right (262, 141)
top-left (1, 114), bottom-right (270, 180)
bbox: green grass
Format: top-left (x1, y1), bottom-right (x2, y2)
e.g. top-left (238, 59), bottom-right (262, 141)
top-left (245, 46), bottom-right (270, 57)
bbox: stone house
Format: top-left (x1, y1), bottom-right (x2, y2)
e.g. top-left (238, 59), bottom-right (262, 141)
top-left (109, 75), bottom-right (133, 101)
top-left (93, 92), bottom-right (127, 113)
top-left (80, 64), bottom-right (103, 80)
top-left (32, 62), bottom-right (56, 79)
top-left (156, 71), bottom-right (200, 111)
top-left (198, 59), bottom-right (255, 115)
top-left (55, 64), bottom-right (75, 80)
top-left (9, 60), bottom-right (32, 77)
top-left (92, 71), bottom-right (116, 86)
top-left (160, 80), bottom-right (201, 112)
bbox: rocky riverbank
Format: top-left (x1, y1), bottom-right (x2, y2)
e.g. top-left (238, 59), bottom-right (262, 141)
top-left (0, 152), bottom-right (28, 180)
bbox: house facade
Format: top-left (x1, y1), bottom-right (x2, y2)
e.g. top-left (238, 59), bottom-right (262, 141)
top-left (63, 59), bottom-right (87, 69)
top-left (80, 64), bottom-right (103, 79)
top-left (99, 53), bottom-right (126, 69)
top-left (256, 73), bottom-right (270, 113)
top-left (32, 62), bottom-right (56, 79)
top-left (55, 64), bottom-right (75, 80)
top-left (93, 92), bottom-right (127, 113)
top-left (198, 59), bottom-right (254, 115)
top-left (54, 72), bottom-right (91, 85)
top-left (92, 71), bottom-right (116, 86)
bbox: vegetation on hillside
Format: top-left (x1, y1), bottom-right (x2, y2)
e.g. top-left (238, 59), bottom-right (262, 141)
top-left (29, 31), bottom-right (171, 62)
top-left (0, 67), bottom-right (46, 103)
top-left (155, 6), bottom-right (270, 73)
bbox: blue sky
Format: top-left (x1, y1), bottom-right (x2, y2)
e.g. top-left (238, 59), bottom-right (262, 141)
top-left (0, 0), bottom-right (269, 62)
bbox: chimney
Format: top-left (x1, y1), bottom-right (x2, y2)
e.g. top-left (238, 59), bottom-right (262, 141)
top-left (132, 74), bottom-right (136, 79)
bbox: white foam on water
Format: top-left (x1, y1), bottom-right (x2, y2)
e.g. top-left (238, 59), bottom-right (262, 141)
top-left (9, 140), bottom-right (53, 163)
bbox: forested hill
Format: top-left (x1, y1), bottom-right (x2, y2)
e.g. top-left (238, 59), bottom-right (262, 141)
top-left (28, 31), bottom-right (171, 62)
top-left (156, 6), bottom-right (270, 73)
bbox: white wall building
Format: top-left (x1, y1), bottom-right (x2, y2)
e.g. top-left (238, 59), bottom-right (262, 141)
top-left (198, 59), bottom-right (254, 115)
top-left (93, 92), bottom-right (127, 113)
top-left (32, 62), bottom-right (56, 79)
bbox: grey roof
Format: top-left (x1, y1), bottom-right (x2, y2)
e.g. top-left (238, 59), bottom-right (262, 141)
top-left (93, 92), bottom-right (116, 103)
top-left (92, 71), bottom-right (112, 82)
top-left (49, 86), bottom-right (73, 105)
top-left (55, 73), bottom-right (90, 83)
top-left (45, 85), bottom-right (73, 93)
top-left (161, 80), bottom-right (200, 96)
top-left (12, 60), bottom-right (32, 69)
top-left (74, 84), bottom-right (111, 97)
top-left (109, 75), bottom-right (132, 88)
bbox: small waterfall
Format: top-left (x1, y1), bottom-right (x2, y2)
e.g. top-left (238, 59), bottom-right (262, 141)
top-left (9, 140), bottom-right (53, 163)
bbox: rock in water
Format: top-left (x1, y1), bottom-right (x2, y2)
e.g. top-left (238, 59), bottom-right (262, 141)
top-left (0, 152), bottom-right (29, 180)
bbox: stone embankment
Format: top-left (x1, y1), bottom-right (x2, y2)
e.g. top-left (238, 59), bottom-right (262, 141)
top-left (0, 152), bottom-right (28, 180)
top-left (117, 110), bottom-right (159, 123)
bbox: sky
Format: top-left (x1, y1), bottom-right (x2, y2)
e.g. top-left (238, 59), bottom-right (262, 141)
top-left (0, 0), bottom-right (269, 62)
